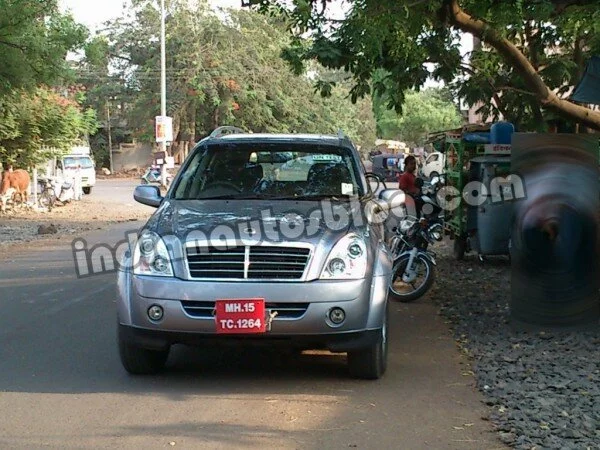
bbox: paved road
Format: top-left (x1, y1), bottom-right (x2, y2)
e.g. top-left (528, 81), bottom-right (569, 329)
top-left (0, 211), bottom-right (502, 449)
top-left (90, 178), bottom-right (153, 206)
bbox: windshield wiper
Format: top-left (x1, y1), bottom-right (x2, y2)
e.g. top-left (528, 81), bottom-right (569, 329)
top-left (269, 194), bottom-right (354, 201)
top-left (191, 193), bottom-right (282, 200)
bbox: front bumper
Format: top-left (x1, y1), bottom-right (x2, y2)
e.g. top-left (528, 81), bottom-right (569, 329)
top-left (119, 324), bottom-right (382, 353)
top-left (117, 271), bottom-right (390, 348)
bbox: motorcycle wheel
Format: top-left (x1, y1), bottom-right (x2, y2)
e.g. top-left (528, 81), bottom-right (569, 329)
top-left (38, 191), bottom-right (55, 211)
top-left (388, 253), bottom-right (435, 303)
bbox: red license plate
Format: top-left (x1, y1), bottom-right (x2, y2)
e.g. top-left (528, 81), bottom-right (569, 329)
top-left (215, 299), bottom-right (266, 334)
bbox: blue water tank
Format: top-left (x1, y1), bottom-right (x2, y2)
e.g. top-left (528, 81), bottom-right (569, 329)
top-left (490, 121), bottom-right (514, 145)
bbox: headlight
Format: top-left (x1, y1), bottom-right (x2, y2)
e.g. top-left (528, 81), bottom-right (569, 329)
top-left (320, 234), bottom-right (368, 280)
top-left (428, 223), bottom-right (444, 241)
top-left (133, 231), bottom-right (174, 277)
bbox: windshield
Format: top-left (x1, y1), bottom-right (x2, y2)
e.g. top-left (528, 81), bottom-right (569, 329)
top-left (63, 156), bottom-right (94, 169)
top-left (173, 143), bottom-right (363, 200)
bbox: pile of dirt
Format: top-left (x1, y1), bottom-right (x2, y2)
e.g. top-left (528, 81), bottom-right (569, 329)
top-left (0, 195), bottom-right (152, 249)
top-left (96, 168), bottom-right (146, 180)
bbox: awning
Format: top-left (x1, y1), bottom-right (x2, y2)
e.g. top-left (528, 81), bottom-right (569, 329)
top-left (571, 56), bottom-right (600, 105)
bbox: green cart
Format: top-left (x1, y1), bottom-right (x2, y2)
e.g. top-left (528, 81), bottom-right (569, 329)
top-left (427, 123), bottom-right (513, 260)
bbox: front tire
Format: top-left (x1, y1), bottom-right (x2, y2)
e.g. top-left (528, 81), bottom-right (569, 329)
top-left (83, 187), bottom-right (92, 195)
top-left (118, 328), bottom-right (170, 375)
top-left (388, 254), bottom-right (435, 302)
top-left (347, 303), bottom-right (388, 380)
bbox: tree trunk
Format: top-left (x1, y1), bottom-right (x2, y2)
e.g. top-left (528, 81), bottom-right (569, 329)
top-left (444, 0), bottom-right (600, 131)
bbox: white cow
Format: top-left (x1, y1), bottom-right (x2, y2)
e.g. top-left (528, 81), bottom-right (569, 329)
top-left (0, 187), bottom-right (16, 212)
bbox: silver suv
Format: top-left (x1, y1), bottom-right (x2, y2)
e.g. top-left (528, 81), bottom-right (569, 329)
top-left (117, 128), bottom-right (393, 379)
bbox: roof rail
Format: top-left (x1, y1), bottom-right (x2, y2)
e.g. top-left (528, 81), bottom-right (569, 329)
top-left (337, 128), bottom-right (354, 147)
top-left (209, 126), bottom-right (246, 139)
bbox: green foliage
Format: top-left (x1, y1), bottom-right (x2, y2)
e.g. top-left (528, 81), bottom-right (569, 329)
top-left (0, 88), bottom-right (98, 168)
top-left (251, 0), bottom-right (600, 130)
top-left (374, 87), bottom-right (463, 145)
top-left (78, 1), bottom-right (377, 151)
top-left (0, 0), bottom-right (88, 92)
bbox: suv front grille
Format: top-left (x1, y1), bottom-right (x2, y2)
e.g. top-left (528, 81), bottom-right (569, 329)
top-left (186, 245), bottom-right (311, 280)
top-left (181, 301), bottom-right (309, 319)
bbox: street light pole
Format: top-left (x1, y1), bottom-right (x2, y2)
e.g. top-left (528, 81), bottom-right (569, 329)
top-left (106, 100), bottom-right (113, 174)
top-left (160, 0), bottom-right (168, 187)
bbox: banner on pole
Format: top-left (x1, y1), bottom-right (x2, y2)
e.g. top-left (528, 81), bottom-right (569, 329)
top-left (155, 116), bottom-right (173, 143)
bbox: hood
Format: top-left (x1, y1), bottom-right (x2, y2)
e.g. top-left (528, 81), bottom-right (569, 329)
top-left (146, 198), bottom-right (370, 247)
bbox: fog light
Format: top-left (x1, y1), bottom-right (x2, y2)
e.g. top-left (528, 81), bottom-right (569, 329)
top-left (148, 305), bottom-right (164, 321)
top-left (329, 307), bottom-right (346, 325)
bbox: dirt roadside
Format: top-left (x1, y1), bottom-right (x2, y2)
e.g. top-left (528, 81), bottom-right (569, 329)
top-left (0, 178), bottom-right (154, 251)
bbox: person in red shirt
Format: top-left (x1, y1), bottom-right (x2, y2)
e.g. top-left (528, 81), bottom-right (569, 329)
top-left (398, 155), bottom-right (419, 195)
top-left (398, 155), bottom-right (423, 217)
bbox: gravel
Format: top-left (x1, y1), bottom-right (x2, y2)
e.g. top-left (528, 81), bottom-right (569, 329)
top-left (431, 240), bottom-right (600, 449)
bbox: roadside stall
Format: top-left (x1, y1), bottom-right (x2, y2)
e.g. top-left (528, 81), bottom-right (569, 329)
top-left (429, 122), bottom-right (514, 260)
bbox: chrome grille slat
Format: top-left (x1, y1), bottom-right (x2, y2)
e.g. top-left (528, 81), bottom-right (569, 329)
top-left (186, 245), bottom-right (310, 280)
top-left (181, 301), bottom-right (309, 319)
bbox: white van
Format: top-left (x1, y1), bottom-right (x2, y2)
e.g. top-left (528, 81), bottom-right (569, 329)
top-left (421, 151), bottom-right (445, 180)
top-left (60, 148), bottom-right (96, 194)
top-left (41, 146), bottom-right (97, 195)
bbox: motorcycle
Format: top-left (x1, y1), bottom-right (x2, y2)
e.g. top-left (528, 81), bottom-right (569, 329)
top-left (141, 165), bottom-right (173, 186)
top-left (388, 178), bottom-right (444, 302)
top-left (38, 177), bottom-right (75, 210)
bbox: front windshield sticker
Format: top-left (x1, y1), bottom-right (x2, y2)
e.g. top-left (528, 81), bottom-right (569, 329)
top-left (341, 183), bottom-right (354, 195)
top-left (312, 154), bottom-right (341, 162)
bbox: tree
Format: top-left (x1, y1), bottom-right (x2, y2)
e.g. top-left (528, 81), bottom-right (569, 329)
top-left (374, 86), bottom-right (463, 145)
top-left (0, 0), bottom-right (88, 93)
top-left (248, 0), bottom-right (600, 131)
top-left (82, 0), bottom-right (376, 156)
top-left (0, 87), bottom-right (98, 168)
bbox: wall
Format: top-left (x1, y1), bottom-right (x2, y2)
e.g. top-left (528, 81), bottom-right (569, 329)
top-left (112, 143), bottom-right (155, 172)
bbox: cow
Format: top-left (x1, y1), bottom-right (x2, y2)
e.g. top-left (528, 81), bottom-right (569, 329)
top-left (0, 169), bottom-right (31, 211)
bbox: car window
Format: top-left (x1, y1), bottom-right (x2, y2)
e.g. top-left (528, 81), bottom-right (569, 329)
top-left (63, 157), bottom-right (94, 169)
top-left (172, 143), bottom-right (363, 200)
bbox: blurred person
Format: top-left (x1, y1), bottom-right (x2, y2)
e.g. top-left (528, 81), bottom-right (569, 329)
top-left (74, 164), bottom-right (83, 201)
top-left (398, 155), bottom-right (423, 217)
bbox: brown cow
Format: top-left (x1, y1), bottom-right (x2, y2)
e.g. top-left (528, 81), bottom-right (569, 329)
top-left (0, 169), bottom-right (31, 210)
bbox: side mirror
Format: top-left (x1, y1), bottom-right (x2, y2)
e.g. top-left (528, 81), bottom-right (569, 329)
top-left (134, 185), bottom-right (163, 208)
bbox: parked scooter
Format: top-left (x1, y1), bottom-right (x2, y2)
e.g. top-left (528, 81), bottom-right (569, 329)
top-left (141, 165), bottom-right (173, 186)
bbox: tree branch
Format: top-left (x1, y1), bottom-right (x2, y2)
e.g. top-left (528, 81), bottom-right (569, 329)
top-left (548, 0), bottom-right (590, 16)
top-left (496, 86), bottom-right (537, 96)
top-left (0, 39), bottom-right (27, 52)
top-left (443, 0), bottom-right (600, 130)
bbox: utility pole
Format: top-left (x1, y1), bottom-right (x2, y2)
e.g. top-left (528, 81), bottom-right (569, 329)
top-left (160, 0), bottom-right (168, 187)
top-left (106, 100), bottom-right (113, 174)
